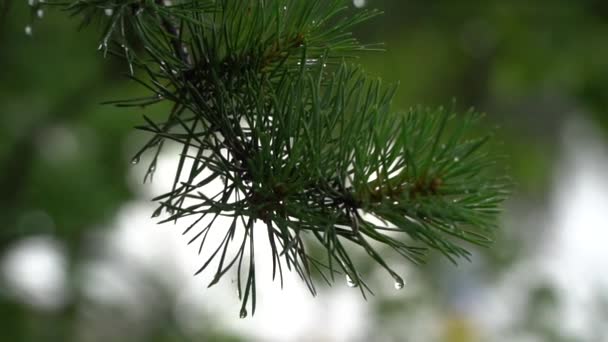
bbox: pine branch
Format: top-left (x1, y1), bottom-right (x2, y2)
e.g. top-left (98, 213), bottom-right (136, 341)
top-left (35, 0), bottom-right (511, 317)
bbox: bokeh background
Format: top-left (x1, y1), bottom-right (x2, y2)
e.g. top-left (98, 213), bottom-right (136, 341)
top-left (1, 0), bottom-right (608, 341)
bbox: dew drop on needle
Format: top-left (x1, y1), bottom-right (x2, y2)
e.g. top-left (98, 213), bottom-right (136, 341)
top-left (393, 276), bottom-right (405, 290)
top-left (346, 274), bottom-right (358, 288)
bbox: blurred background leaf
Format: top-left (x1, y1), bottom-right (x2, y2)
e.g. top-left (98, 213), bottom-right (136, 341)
top-left (1, 0), bottom-right (607, 341)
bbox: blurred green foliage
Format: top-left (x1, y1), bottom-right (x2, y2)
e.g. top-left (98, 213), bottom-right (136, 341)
top-left (1, 0), bottom-right (607, 341)
top-left (1, 5), bottom-right (128, 247)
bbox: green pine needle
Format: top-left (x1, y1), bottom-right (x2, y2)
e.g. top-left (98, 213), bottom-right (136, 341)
top-left (39, 0), bottom-right (511, 317)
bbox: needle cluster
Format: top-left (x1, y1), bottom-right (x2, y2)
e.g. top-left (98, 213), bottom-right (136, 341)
top-left (36, 0), bottom-right (510, 317)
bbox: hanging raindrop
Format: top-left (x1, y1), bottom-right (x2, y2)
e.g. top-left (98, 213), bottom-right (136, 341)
top-left (353, 0), bottom-right (367, 8)
top-left (346, 274), bottom-right (358, 288)
top-left (239, 308), bottom-right (247, 319)
top-left (36, 9), bottom-right (44, 18)
top-left (393, 276), bottom-right (405, 290)
top-left (24, 25), bottom-right (33, 36)
top-left (130, 156), bottom-right (140, 165)
top-left (104, 8), bottom-right (113, 16)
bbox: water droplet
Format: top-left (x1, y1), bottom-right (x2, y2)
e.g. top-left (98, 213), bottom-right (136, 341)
top-left (28, 0), bottom-right (36, 6)
top-left (36, 9), bottom-right (44, 18)
top-left (130, 156), bottom-right (140, 165)
top-left (353, 0), bottom-right (367, 8)
top-left (166, 207), bottom-right (174, 215)
top-left (24, 25), bottom-right (33, 36)
top-left (441, 144), bottom-right (446, 149)
top-left (104, 8), bottom-right (113, 16)
top-left (239, 308), bottom-right (247, 319)
top-left (283, 5), bottom-right (287, 10)
top-left (346, 274), bottom-right (357, 288)
top-left (149, 164), bottom-right (156, 172)
top-left (454, 157), bottom-right (460, 162)
top-left (393, 276), bottom-right (405, 290)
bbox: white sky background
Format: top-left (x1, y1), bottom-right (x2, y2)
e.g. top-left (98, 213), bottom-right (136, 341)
top-left (541, 118), bottom-right (608, 337)
top-left (2, 116), bottom-right (608, 341)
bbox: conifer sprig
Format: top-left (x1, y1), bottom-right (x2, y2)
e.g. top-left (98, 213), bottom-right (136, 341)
top-left (35, 0), bottom-right (510, 317)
